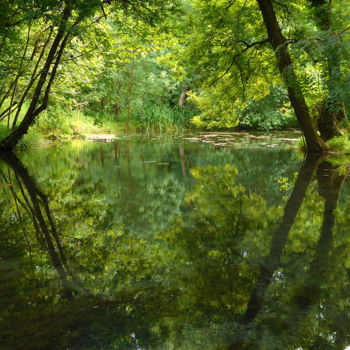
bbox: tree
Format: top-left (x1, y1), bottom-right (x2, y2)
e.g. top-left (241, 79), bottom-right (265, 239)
top-left (256, 0), bottom-right (328, 152)
top-left (179, 0), bottom-right (349, 152)
top-left (0, 0), bottom-right (180, 151)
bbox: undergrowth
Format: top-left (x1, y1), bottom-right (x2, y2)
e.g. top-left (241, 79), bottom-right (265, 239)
top-left (296, 133), bottom-right (350, 154)
top-left (0, 103), bottom-right (196, 148)
top-left (327, 134), bottom-right (350, 154)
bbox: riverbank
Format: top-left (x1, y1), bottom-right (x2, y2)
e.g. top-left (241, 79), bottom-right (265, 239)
top-left (1, 108), bottom-right (350, 155)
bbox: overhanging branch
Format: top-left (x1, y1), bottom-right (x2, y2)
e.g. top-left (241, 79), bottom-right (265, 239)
top-left (240, 38), bottom-right (270, 49)
top-left (209, 38), bottom-right (269, 86)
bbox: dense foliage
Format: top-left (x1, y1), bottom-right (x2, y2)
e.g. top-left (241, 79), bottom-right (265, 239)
top-left (0, 0), bottom-right (349, 151)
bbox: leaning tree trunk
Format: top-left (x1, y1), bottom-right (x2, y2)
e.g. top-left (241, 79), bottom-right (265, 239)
top-left (0, 7), bottom-right (71, 152)
top-left (256, 0), bottom-right (328, 153)
top-left (229, 153), bottom-right (322, 349)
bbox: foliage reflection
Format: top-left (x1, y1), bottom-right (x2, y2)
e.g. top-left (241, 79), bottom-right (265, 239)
top-left (0, 140), bottom-right (349, 349)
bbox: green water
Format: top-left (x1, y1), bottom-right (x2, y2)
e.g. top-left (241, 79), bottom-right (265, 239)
top-left (1, 133), bottom-right (350, 349)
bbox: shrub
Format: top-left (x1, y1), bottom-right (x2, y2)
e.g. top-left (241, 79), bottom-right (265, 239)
top-left (327, 134), bottom-right (350, 154)
top-left (240, 85), bottom-right (297, 131)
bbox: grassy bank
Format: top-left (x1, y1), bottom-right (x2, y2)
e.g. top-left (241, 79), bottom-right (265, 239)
top-left (0, 108), bottom-right (127, 149)
top-left (2, 102), bottom-right (349, 154)
top-left (0, 104), bottom-right (198, 148)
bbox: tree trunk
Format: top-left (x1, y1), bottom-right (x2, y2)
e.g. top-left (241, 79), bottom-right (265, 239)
top-left (100, 97), bottom-right (105, 111)
top-left (126, 60), bottom-right (135, 131)
top-left (310, 0), bottom-right (345, 140)
top-left (178, 85), bottom-right (188, 107)
top-left (113, 104), bottom-right (121, 120)
top-left (8, 23), bottom-right (31, 129)
top-left (0, 7), bottom-right (71, 151)
top-left (256, 0), bottom-right (328, 153)
top-left (12, 27), bottom-right (54, 128)
top-left (114, 82), bottom-right (121, 120)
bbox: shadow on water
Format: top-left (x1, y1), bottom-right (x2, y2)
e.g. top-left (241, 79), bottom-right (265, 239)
top-left (0, 139), bottom-right (350, 349)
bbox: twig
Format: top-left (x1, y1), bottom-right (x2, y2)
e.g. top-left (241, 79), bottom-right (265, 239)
top-left (338, 25), bottom-right (350, 36)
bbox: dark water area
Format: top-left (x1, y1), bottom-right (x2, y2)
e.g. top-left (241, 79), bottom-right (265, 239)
top-left (1, 133), bottom-right (350, 349)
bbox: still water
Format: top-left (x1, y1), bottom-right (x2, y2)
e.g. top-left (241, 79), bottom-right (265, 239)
top-left (1, 133), bottom-right (350, 349)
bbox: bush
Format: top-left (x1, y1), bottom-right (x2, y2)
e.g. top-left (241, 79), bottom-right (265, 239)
top-left (35, 107), bottom-right (101, 137)
top-left (240, 85), bottom-right (297, 131)
top-left (327, 134), bottom-right (350, 154)
top-left (35, 107), bottom-right (73, 136)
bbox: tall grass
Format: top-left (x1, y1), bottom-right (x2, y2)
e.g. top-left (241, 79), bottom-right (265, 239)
top-left (137, 105), bottom-right (195, 133)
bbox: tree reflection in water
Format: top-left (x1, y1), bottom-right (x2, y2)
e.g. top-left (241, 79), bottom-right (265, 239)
top-left (230, 156), bottom-right (349, 349)
top-left (0, 143), bottom-right (350, 349)
top-left (0, 151), bottom-right (179, 349)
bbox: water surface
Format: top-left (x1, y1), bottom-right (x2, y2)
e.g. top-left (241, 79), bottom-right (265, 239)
top-left (1, 133), bottom-right (350, 349)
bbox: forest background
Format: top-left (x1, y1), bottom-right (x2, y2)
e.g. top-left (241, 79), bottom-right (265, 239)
top-left (0, 0), bottom-right (349, 152)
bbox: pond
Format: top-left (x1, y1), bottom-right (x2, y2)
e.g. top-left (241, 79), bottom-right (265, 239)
top-left (0, 132), bottom-right (350, 349)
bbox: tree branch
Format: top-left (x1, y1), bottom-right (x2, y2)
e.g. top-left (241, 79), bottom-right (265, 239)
top-left (338, 25), bottom-right (350, 36)
top-left (100, 4), bottom-right (108, 19)
top-left (209, 39), bottom-right (269, 86)
top-left (240, 38), bottom-right (270, 49)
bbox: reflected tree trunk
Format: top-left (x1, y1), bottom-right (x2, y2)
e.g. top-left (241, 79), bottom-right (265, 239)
top-left (229, 153), bottom-right (322, 349)
top-left (114, 141), bottom-right (120, 162)
top-left (292, 160), bottom-right (345, 308)
top-left (278, 160), bottom-right (347, 348)
top-left (140, 151), bottom-right (147, 180)
top-left (126, 140), bottom-right (131, 180)
top-left (179, 144), bottom-right (188, 177)
top-left (229, 158), bottom-right (347, 349)
top-left (100, 144), bottom-right (104, 166)
top-left (0, 152), bottom-right (81, 294)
